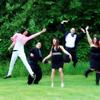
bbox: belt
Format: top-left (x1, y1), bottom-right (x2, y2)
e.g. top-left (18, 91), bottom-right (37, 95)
top-left (13, 50), bottom-right (18, 52)
top-left (52, 52), bottom-right (62, 55)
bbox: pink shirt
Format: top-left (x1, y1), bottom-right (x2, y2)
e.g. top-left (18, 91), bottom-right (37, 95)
top-left (11, 33), bottom-right (33, 45)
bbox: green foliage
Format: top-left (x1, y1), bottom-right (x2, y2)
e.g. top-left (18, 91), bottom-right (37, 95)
top-left (0, 0), bottom-right (100, 60)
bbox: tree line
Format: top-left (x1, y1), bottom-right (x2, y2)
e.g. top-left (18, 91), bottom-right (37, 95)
top-left (0, 0), bottom-right (100, 60)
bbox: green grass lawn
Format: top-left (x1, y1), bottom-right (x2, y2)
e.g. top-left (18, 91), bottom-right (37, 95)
top-left (0, 75), bottom-right (100, 100)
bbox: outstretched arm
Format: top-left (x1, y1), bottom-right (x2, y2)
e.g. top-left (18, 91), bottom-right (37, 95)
top-left (85, 26), bottom-right (92, 46)
top-left (60, 20), bottom-right (69, 33)
top-left (59, 45), bottom-right (72, 60)
top-left (42, 51), bottom-right (52, 63)
top-left (77, 28), bottom-right (86, 42)
top-left (80, 28), bottom-right (86, 34)
top-left (59, 20), bottom-right (69, 45)
top-left (8, 42), bottom-right (14, 50)
top-left (28, 28), bottom-right (46, 40)
top-left (61, 20), bottom-right (69, 24)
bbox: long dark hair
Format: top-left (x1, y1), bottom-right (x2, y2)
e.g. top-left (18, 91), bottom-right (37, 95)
top-left (20, 28), bottom-right (31, 36)
top-left (52, 38), bottom-right (59, 49)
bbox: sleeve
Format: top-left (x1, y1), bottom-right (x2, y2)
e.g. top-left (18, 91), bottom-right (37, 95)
top-left (38, 49), bottom-right (43, 62)
top-left (11, 33), bottom-right (18, 44)
top-left (25, 36), bottom-right (33, 42)
top-left (30, 48), bottom-right (35, 54)
top-left (28, 48), bottom-right (35, 59)
top-left (60, 23), bottom-right (69, 34)
top-left (24, 32), bottom-right (36, 43)
top-left (76, 32), bottom-right (86, 43)
top-left (39, 57), bottom-right (43, 62)
top-left (60, 24), bottom-right (66, 33)
top-left (59, 23), bottom-right (69, 45)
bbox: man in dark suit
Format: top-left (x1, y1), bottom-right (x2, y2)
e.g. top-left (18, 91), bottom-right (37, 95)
top-left (60, 20), bottom-right (86, 67)
top-left (27, 42), bottom-right (43, 85)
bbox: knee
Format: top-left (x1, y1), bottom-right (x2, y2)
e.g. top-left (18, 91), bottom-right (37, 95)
top-left (52, 69), bottom-right (56, 74)
top-left (59, 68), bottom-right (63, 73)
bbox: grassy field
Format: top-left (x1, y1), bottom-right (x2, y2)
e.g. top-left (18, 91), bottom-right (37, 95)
top-left (0, 75), bottom-right (100, 100)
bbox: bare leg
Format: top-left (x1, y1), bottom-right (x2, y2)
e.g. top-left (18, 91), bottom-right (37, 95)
top-left (51, 69), bottom-right (56, 87)
top-left (59, 68), bottom-right (64, 87)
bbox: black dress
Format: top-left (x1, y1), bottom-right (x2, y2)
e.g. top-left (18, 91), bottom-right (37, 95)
top-left (90, 47), bottom-right (100, 71)
top-left (51, 47), bottom-right (64, 69)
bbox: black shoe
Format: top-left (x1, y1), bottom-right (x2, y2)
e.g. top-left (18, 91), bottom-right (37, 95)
top-left (84, 72), bottom-right (88, 78)
top-left (4, 75), bottom-right (11, 79)
top-left (96, 73), bottom-right (100, 85)
top-left (84, 69), bottom-right (93, 78)
top-left (73, 62), bottom-right (77, 68)
top-left (96, 80), bottom-right (99, 85)
top-left (34, 82), bottom-right (39, 84)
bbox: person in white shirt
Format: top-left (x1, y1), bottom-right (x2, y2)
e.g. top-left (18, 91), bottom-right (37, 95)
top-left (60, 20), bottom-right (86, 67)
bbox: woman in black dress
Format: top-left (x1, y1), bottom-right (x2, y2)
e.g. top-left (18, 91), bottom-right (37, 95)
top-left (85, 26), bottom-right (100, 85)
top-left (43, 38), bottom-right (72, 87)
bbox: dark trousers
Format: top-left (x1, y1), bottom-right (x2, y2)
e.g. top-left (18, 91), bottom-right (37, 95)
top-left (27, 61), bottom-right (42, 85)
top-left (84, 68), bottom-right (94, 77)
top-left (96, 72), bottom-right (100, 85)
top-left (65, 47), bottom-right (78, 67)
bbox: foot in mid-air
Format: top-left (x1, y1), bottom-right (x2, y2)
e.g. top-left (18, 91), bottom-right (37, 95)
top-left (4, 75), bottom-right (11, 79)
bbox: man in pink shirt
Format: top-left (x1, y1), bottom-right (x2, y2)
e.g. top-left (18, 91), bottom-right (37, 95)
top-left (5, 28), bottom-right (46, 79)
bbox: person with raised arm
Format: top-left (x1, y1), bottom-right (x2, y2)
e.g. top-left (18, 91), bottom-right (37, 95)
top-left (5, 28), bottom-right (46, 79)
top-left (60, 20), bottom-right (86, 67)
top-left (85, 26), bottom-right (100, 85)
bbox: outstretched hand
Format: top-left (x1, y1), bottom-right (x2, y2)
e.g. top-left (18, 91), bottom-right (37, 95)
top-left (85, 26), bottom-right (89, 31)
top-left (42, 28), bottom-right (46, 33)
top-left (30, 53), bottom-right (34, 58)
top-left (61, 19), bottom-right (69, 24)
top-left (80, 28), bottom-right (85, 33)
top-left (8, 47), bottom-right (11, 51)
